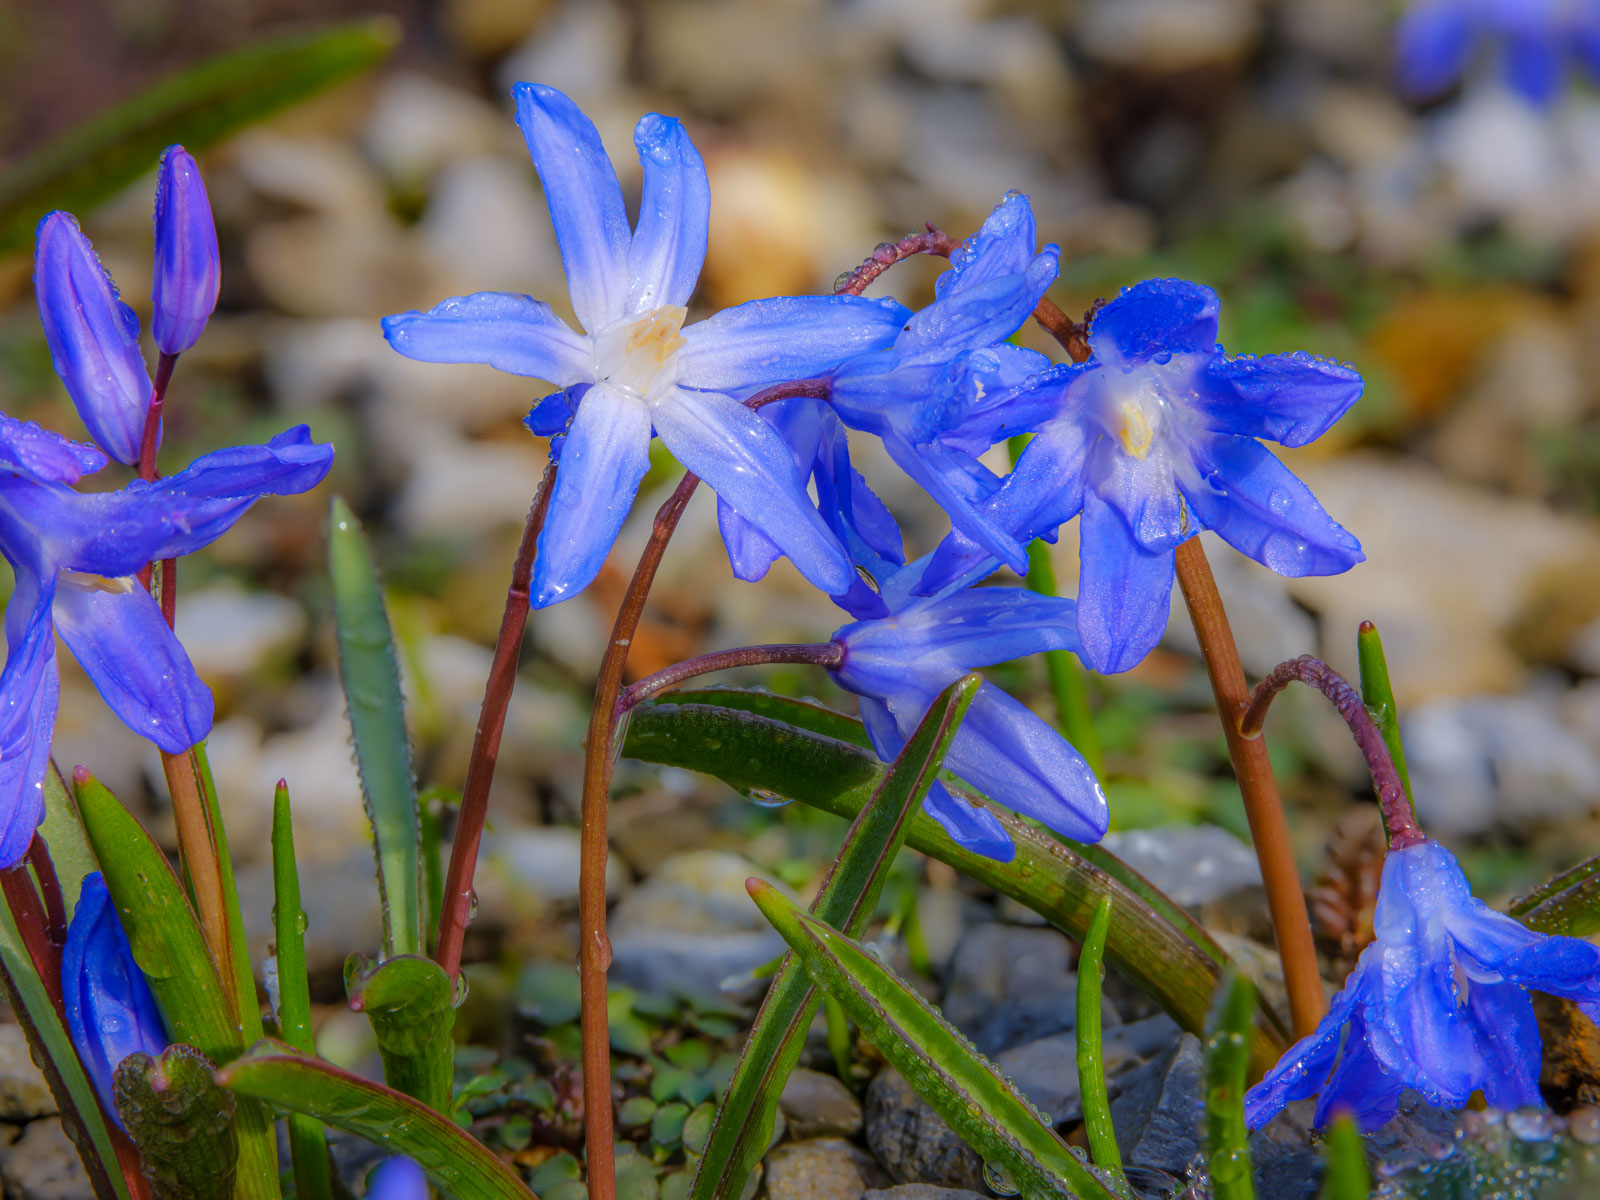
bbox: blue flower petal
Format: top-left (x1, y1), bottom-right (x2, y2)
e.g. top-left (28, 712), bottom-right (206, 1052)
top-left (627, 114), bottom-right (709, 313)
top-left (1090, 279), bottom-right (1219, 368)
top-left (1196, 352), bottom-right (1364, 448)
top-left (677, 295), bottom-right (910, 392)
top-left (512, 83), bottom-right (631, 334)
top-left (717, 498), bottom-right (782, 583)
top-left (531, 384), bottom-right (652, 607)
top-left (34, 213), bottom-right (152, 466)
top-left (382, 292), bottom-right (592, 387)
top-left (53, 583), bottom-right (213, 755)
top-left (1088, 437), bottom-right (1188, 554)
top-left (1504, 29), bottom-right (1564, 105)
top-left (152, 146), bottom-right (221, 356)
top-left (1182, 434), bottom-right (1364, 578)
top-left (922, 782), bottom-right (1016, 861)
top-left (1075, 490), bottom-right (1175, 674)
top-left (1395, 0), bottom-right (1475, 98)
top-left (880, 434), bottom-right (1026, 574)
top-left (1311, 1004), bottom-right (1405, 1132)
top-left (1245, 971), bottom-right (1369, 1129)
top-left (0, 582), bottom-right (59, 869)
top-left (0, 414), bottom-right (106, 486)
top-left (1465, 981), bottom-right (1543, 1111)
top-left (368, 1157), bottom-right (429, 1200)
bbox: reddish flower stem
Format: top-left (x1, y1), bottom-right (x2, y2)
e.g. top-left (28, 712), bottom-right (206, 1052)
top-left (134, 353), bottom-right (177, 607)
top-left (616, 643), bottom-right (843, 715)
top-left (1, 866), bottom-right (62, 1016)
top-left (24, 835), bottom-right (66, 948)
top-left (434, 460), bottom-right (558, 980)
top-left (1173, 537), bottom-right (1326, 1038)
top-left (1240, 655), bottom-right (1425, 850)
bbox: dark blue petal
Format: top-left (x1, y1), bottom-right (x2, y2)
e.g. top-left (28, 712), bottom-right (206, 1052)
top-left (880, 435), bottom-right (1026, 573)
top-left (525, 386), bottom-right (580, 437)
top-left (1075, 489), bottom-right (1175, 674)
top-left (939, 344), bottom-right (1057, 454)
top-left (512, 83), bottom-right (631, 334)
top-left (1395, 0), bottom-right (1475, 98)
top-left (151, 146), bottom-right (220, 355)
top-left (531, 385), bottom-right (652, 607)
top-left (0, 414), bottom-right (106, 486)
top-left (34, 213), bottom-right (152, 465)
top-left (1182, 434), bottom-right (1364, 578)
top-left (368, 1157), bottom-right (429, 1200)
top-left (53, 582), bottom-right (213, 754)
top-left (1311, 1005), bottom-right (1405, 1132)
top-left (382, 292), bottom-right (591, 387)
top-left (1464, 981), bottom-right (1543, 1111)
top-left (1503, 30), bottom-right (1564, 105)
top-left (627, 114), bottom-right (709, 313)
top-left (1195, 352), bottom-right (1363, 448)
top-left (922, 782), bottom-right (1015, 861)
top-left (677, 295), bottom-right (910, 392)
top-left (1089, 279), bottom-right (1219, 368)
top-left (1245, 968), bottom-right (1370, 1129)
top-left (0, 581), bottom-right (58, 869)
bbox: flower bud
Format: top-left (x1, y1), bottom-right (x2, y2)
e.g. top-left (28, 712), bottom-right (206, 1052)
top-left (152, 145), bottom-right (220, 356)
top-left (369, 1157), bottom-right (427, 1199)
top-left (34, 212), bottom-right (152, 465)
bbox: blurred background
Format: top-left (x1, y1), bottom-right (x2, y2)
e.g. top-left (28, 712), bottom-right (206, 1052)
top-left (3, 0), bottom-right (1600, 1026)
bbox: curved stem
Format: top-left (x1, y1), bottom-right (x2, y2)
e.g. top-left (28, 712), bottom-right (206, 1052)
top-left (617, 643), bottom-right (843, 715)
top-left (1172, 537), bottom-right (1326, 1038)
top-left (1240, 655), bottom-right (1424, 850)
top-left (434, 460), bottom-right (558, 980)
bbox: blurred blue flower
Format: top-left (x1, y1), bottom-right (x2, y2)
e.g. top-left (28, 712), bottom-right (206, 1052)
top-left (62, 872), bottom-right (168, 1127)
top-left (827, 554), bottom-right (1107, 861)
top-left (1396, 0), bottom-right (1600, 106)
top-left (922, 279), bottom-right (1363, 674)
top-left (383, 83), bottom-right (908, 607)
top-left (368, 1157), bottom-right (427, 1199)
top-left (1246, 837), bottom-right (1600, 1132)
top-left (34, 213), bottom-right (152, 466)
top-left (828, 192), bottom-right (1057, 574)
top-left (0, 417), bottom-right (334, 867)
top-left (152, 145), bottom-right (221, 356)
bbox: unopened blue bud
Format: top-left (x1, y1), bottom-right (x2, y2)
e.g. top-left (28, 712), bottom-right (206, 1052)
top-left (152, 145), bottom-right (220, 356)
top-left (369, 1157), bottom-right (427, 1199)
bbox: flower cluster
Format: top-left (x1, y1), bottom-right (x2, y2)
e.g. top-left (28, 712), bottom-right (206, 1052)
top-left (1396, 0), bottom-right (1600, 105)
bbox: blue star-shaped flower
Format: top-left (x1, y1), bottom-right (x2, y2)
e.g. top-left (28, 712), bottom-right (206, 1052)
top-left (0, 416), bottom-right (334, 867)
top-left (1246, 837), bottom-right (1600, 1132)
top-left (922, 279), bottom-right (1364, 674)
top-left (1397, 0), bottom-right (1600, 106)
top-left (383, 83), bottom-right (910, 608)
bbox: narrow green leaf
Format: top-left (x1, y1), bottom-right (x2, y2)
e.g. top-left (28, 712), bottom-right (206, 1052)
top-left (0, 20), bottom-right (398, 254)
top-left (217, 1041), bottom-right (532, 1200)
top-left (1356, 622), bottom-right (1414, 815)
top-left (1508, 854), bottom-right (1600, 937)
top-left (1318, 1116), bottom-right (1370, 1200)
top-left (345, 954), bottom-right (457, 1114)
top-left (192, 743), bottom-right (262, 1045)
top-left (40, 762), bottom-right (95, 920)
top-left (72, 771), bottom-right (281, 1199)
top-left (328, 497), bottom-right (424, 959)
top-left (1076, 896), bottom-right (1123, 1177)
top-left (750, 883), bottom-right (1120, 1200)
top-left (1026, 540), bottom-right (1104, 779)
top-left (272, 785), bottom-right (333, 1200)
top-left (622, 698), bottom-right (1289, 1072)
top-left (1205, 972), bottom-right (1257, 1200)
top-left (692, 675), bottom-right (980, 1200)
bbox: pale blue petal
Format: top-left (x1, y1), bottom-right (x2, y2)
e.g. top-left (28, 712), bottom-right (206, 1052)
top-left (1196, 352), bottom-right (1363, 448)
top-left (382, 292), bottom-right (591, 387)
top-left (676, 295), bottom-right (910, 392)
top-left (1087, 431), bottom-right (1188, 553)
top-left (717, 498), bottom-right (782, 583)
top-left (626, 114), bottom-right (709, 313)
top-left (1075, 489), bottom-right (1174, 674)
top-left (1090, 279), bottom-right (1220, 368)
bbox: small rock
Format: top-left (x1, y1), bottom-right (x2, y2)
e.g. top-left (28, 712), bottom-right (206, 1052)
top-left (993, 1017), bottom-right (1161, 1126)
top-left (363, 73), bottom-right (510, 185)
top-left (780, 1069), bottom-right (863, 1139)
top-left (764, 1137), bottom-right (890, 1200)
top-left (482, 825), bottom-right (626, 912)
top-left (863, 1189), bottom-right (988, 1200)
top-left (941, 924), bottom-right (1082, 1055)
top-left (1110, 1034), bottom-right (1206, 1174)
top-left (1101, 826), bottom-right (1263, 907)
top-left (0, 1119), bottom-right (89, 1200)
top-left (0, 1026), bottom-right (54, 1120)
top-left (174, 584), bottom-right (306, 678)
top-left (865, 1068), bottom-right (986, 1191)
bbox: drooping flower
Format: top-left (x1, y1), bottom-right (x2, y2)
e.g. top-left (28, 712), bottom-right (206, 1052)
top-left (152, 145), bottom-right (221, 356)
top-left (827, 192), bottom-right (1059, 574)
top-left (922, 279), bottom-right (1364, 674)
top-left (383, 83), bottom-right (909, 608)
top-left (1396, 0), bottom-right (1600, 106)
top-left (0, 416), bottom-right (335, 866)
top-left (34, 213), bottom-right (153, 466)
top-left (368, 1157), bottom-right (428, 1199)
top-left (1246, 837), bottom-right (1600, 1132)
top-left (825, 554), bottom-right (1107, 861)
top-left (62, 872), bottom-right (169, 1126)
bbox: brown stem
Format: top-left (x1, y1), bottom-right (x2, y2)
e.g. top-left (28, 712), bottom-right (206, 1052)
top-left (1172, 537), bottom-right (1326, 1038)
top-left (746, 378), bottom-right (830, 410)
top-left (616, 642), bottom-right (843, 715)
top-left (1240, 655), bottom-right (1425, 850)
top-left (158, 750), bottom-right (234, 1017)
top-left (1, 866), bottom-right (63, 1016)
top-left (135, 354), bottom-right (177, 599)
top-left (434, 460), bottom-right (558, 979)
top-left (25, 835), bottom-right (66, 947)
top-left (580, 471), bottom-right (700, 1200)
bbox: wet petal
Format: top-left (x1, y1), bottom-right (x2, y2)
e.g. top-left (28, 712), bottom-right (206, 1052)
top-left (0, 580), bottom-right (59, 869)
top-left (152, 146), bottom-right (221, 355)
top-left (1075, 490), bottom-right (1175, 674)
top-left (1195, 352), bottom-right (1363, 448)
top-left (1090, 279), bottom-right (1220, 369)
top-left (0, 414), bottom-right (105, 486)
top-left (1245, 971), bottom-right (1369, 1129)
top-left (627, 113), bottom-right (709, 313)
top-left (382, 292), bottom-right (592, 387)
top-left (677, 295), bottom-right (910, 392)
top-left (922, 782), bottom-right (1015, 861)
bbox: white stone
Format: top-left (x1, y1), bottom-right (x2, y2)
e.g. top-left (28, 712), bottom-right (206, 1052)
top-left (175, 583), bottom-right (306, 677)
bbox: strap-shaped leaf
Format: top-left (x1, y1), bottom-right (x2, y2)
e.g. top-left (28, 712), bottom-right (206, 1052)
top-left (40, 763), bottom-right (96, 920)
top-left (329, 497), bottom-right (424, 959)
top-left (0, 20), bottom-right (397, 254)
top-left (693, 675), bottom-right (980, 1200)
top-left (1076, 896), bottom-right (1123, 1178)
top-left (1509, 856), bottom-right (1600, 938)
top-left (749, 882), bottom-right (1121, 1200)
top-left (1318, 1116), bottom-right (1370, 1200)
top-left (217, 1041), bottom-right (532, 1200)
top-left (1205, 972), bottom-right (1256, 1200)
top-left (622, 695), bottom-right (1289, 1071)
top-left (345, 953), bottom-right (456, 1114)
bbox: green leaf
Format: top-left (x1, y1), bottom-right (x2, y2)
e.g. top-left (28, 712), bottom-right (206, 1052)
top-left (622, 696), bottom-right (1289, 1072)
top-left (216, 1041), bottom-right (532, 1200)
top-left (1076, 896), bottom-right (1124, 1178)
top-left (39, 762), bottom-right (95, 920)
top-left (272, 784), bottom-right (334, 1200)
top-left (72, 771), bottom-right (279, 1198)
top-left (0, 20), bottom-right (398, 255)
top-left (345, 954), bottom-right (457, 1114)
top-left (1318, 1116), bottom-right (1370, 1200)
top-left (114, 1044), bottom-right (239, 1199)
top-left (329, 497), bottom-right (424, 959)
top-left (749, 882), bottom-right (1121, 1200)
top-left (692, 676), bottom-right (979, 1200)
top-left (1509, 854), bottom-right (1600, 938)
top-left (191, 743), bottom-right (263, 1047)
top-left (1356, 622), bottom-right (1415, 820)
top-left (1205, 972), bottom-right (1256, 1200)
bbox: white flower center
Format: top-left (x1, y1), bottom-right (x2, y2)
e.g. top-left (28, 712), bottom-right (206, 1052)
top-left (60, 569), bottom-right (136, 594)
top-left (593, 305), bottom-right (688, 402)
top-left (1097, 370), bottom-right (1169, 461)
